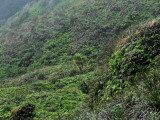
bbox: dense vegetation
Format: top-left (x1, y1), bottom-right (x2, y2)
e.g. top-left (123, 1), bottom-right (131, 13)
top-left (0, 0), bottom-right (160, 119)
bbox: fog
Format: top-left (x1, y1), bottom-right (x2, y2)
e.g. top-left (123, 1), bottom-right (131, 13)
top-left (0, 0), bottom-right (39, 20)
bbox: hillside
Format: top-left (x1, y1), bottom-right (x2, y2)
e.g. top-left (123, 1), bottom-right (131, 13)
top-left (0, 0), bottom-right (39, 26)
top-left (77, 18), bottom-right (160, 119)
top-left (0, 0), bottom-right (160, 119)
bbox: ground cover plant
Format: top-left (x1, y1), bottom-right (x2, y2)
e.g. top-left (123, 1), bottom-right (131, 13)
top-left (0, 0), bottom-right (160, 119)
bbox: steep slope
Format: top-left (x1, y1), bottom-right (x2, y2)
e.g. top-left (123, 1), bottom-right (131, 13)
top-left (77, 18), bottom-right (160, 120)
top-left (3, 0), bottom-right (83, 27)
top-left (0, 0), bottom-right (160, 119)
top-left (0, 0), bottom-right (160, 79)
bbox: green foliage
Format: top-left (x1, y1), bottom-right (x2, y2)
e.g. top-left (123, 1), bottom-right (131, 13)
top-left (32, 82), bottom-right (54, 91)
top-left (9, 103), bottom-right (35, 120)
top-left (79, 81), bottom-right (89, 94)
top-left (112, 104), bottom-right (126, 119)
top-left (144, 67), bottom-right (160, 110)
top-left (28, 2), bottom-right (44, 20)
top-left (74, 53), bottom-right (87, 71)
top-left (0, 0), bottom-right (160, 79)
top-left (0, 63), bottom-right (89, 119)
top-left (106, 21), bottom-right (160, 96)
top-left (0, 0), bottom-right (160, 119)
top-left (74, 53), bottom-right (87, 65)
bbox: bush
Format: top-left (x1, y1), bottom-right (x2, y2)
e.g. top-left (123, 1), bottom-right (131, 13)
top-left (79, 81), bottom-right (89, 94)
top-left (9, 103), bottom-right (35, 120)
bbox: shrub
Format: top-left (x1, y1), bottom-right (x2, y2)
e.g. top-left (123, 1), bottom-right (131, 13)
top-left (79, 81), bottom-right (89, 94)
top-left (9, 103), bottom-right (35, 120)
top-left (74, 53), bottom-right (87, 72)
top-left (37, 72), bottom-right (45, 80)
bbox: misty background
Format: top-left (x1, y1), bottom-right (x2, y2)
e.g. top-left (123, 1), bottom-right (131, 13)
top-left (0, 0), bottom-right (40, 26)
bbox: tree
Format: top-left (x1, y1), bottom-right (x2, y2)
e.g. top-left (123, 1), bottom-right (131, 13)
top-left (74, 53), bottom-right (87, 72)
